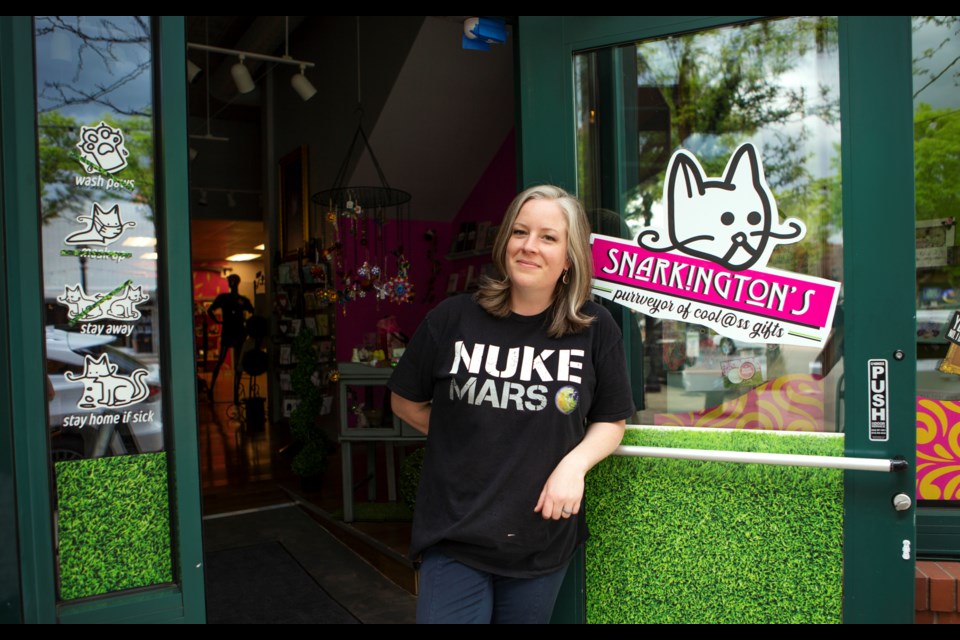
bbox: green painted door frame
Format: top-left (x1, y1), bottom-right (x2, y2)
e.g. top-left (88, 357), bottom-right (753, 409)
top-left (0, 16), bottom-right (205, 623)
top-left (519, 15), bottom-right (917, 624)
top-left (0, 20), bottom-right (23, 624)
top-left (838, 17), bottom-right (916, 623)
top-left (1, 15), bottom-right (57, 624)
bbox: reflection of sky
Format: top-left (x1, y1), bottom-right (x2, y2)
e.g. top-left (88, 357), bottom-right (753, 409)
top-left (34, 16), bottom-right (152, 121)
top-left (33, 17), bottom-right (157, 298)
top-left (912, 17), bottom-right (960, 110)
top-left (630, 17), bottom-right (841, 233)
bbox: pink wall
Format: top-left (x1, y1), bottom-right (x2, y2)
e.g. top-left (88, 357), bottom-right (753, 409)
top-left (334, 130), bottom-right (516, 361)
top-left (332, 219), bottom-right (455, 361)
top-left (192, 261), bottom-right (261, 301)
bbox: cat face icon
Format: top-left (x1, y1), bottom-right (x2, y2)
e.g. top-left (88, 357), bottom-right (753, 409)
top-left (64, 203), bottom-right (136, 246)
top-left (637, 143), bottom-right (805, 271)
top-left (56, 284), bottom-right (103, 320)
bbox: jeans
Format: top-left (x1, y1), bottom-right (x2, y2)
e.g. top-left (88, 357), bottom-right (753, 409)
top-left (416, 547), bottom-right (571, 624)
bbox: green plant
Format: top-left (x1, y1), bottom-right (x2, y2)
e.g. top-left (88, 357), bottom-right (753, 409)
top-left (399, 446), bottom-right (426, 511)
top-left (586, 428), bottom-right (844, 624)
top-left (291, 439), bottom-right (326, 477)
top-left (289, 330), bottom-right (331, 477)
top-left (55, 453), bottom-right (173, 600)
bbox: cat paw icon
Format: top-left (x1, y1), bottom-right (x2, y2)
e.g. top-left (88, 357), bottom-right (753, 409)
top-left (77, 122), bottom-right (129, 174)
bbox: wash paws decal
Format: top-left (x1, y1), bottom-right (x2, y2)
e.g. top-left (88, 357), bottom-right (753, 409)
top-left (76, 122), bottom-right (129, 175)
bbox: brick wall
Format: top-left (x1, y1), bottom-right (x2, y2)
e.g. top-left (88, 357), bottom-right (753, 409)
top-left (917, 561), bottom-right (960, 623)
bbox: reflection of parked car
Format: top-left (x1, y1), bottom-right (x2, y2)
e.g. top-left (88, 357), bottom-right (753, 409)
top-left (916, 308), bottom-right (954, 342)
top-left (711, 333), bottom-right (779, 356)
top-left (46, 326), bottom-right (163, 460)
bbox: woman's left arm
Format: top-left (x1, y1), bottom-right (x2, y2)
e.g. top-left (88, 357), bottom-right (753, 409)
top-left (534, 419), bottom-right (626, 520)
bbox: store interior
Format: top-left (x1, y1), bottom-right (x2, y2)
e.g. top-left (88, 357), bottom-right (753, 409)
top-left (186, 16), bottom-right (516, 615)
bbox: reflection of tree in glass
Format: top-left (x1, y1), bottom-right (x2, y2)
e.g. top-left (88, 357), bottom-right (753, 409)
top-left (615, 17), bottom-right (843, 278)
top-left (35, 16), bottom-right (150, 117)
top-left (634, 17), bottom-right (839, 173)
top-left (38, 112), bottom-right (154, 224)
top-left (912, 17), bottom-right (960, 288)
top-left (915, 103), bottom-right (960, 223)
top-left (913, 16), bottom-right (959, 101)
top-left (913, 17), bottom-right (959, 224)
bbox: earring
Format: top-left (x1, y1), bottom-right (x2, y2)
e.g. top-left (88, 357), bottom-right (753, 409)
top-left (562, 270), bottom-right (570, 285)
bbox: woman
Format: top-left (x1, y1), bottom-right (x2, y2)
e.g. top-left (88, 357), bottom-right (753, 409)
top-left (389, 185), bottom-right (635, 624)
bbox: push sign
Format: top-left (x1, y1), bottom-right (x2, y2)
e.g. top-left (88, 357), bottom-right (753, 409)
top-left (868, 359), bottom-right (889, 442)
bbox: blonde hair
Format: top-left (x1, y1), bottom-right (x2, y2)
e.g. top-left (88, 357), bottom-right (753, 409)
top-left (475, 185), bottom-right (595, 338)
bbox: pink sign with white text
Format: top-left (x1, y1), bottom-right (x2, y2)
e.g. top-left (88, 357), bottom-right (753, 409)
top-left (591, 144), bottom-right (841, 347)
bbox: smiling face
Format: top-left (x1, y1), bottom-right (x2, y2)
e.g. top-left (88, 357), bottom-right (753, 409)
top-left (506, 198), bottom-right (571, 310)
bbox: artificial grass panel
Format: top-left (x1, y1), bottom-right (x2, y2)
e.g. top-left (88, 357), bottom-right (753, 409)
top-left (56, 453), bottom-right (173, 601)
top-left (586, 428), bottom-right (844, 624)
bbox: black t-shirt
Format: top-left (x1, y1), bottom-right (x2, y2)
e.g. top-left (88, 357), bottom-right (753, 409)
top-left (388, 295), bottom-right (635, 577)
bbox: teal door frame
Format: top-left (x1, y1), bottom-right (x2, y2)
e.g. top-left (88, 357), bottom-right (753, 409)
top-left (0, 19), bottom-right (23, 623)
top-left (0, 16), bottom-right (205, 623)
top-left (1, 15), bottom-right (57, 623)
top-left (519, 15), bottom-right (916, 623)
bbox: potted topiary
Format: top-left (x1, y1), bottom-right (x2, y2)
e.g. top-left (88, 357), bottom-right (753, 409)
top-left (399, 446), bottom-right (425, 511)
top-left (288, 330), bottom-right (331, 491)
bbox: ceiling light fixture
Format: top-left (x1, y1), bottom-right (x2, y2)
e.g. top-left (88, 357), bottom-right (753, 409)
top-left (291, 64), bottom-right (317, 101)
top-left (123, 237), bottom-right (158, 247)
top-left (225, 253), bottom-right (262, 262)
top-left (254, 244), bottom-right (266, 251)
top-left (187, 59), bottom-right (202, 82)
top-left (230, 54), bottom-right (255, 94)
top-left (189, 19), bottom-right (230, 144)
top-left (187, 16), bottom-right (316, 99)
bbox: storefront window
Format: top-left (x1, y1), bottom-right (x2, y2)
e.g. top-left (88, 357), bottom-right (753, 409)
top-left (34, 16), bottom-right (173, 601)
top-left (577, 17), bottom-right (843, 432)
top-left (913, 16), bottom-right (960, 504)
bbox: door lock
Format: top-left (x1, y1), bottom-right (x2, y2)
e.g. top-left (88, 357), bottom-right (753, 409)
top-left (892, 493), bottom-right (912, 512)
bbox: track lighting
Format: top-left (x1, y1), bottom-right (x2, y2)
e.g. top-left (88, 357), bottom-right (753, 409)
top-left (187, 59), bottom-right (202, 83)
top-left (291, 64), bottom-right (317, 101)
top-left (231, 55), bottom-right (255, 94)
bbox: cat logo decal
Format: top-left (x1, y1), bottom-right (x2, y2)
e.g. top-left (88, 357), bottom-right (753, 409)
top-left (57, 282), bottom-right (149, 322)
top-left (64, 202), bottom-right (136, 246)
top-left (637, 143), bottom-right (805, 272)
top-left (590, 143), bottom-right (841, 348)
top-left (64, 354), bottom-right (149, 410)
top-left (76, 122), bottom-right (129, 175)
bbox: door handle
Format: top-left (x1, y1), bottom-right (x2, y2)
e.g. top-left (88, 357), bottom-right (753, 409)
top-left (615, 444), bottom-right (908, 473)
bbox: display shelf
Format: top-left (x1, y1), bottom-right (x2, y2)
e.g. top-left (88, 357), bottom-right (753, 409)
top-left (336, 361), bottom-right (425, 522)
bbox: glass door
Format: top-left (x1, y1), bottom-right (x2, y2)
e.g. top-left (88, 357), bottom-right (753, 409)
top-left (912, 16), bottom-right (960, 552)
top-left (519, 16), bottom-right (917, 623)
top-left (1, 16), bottom-right (203, 623)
